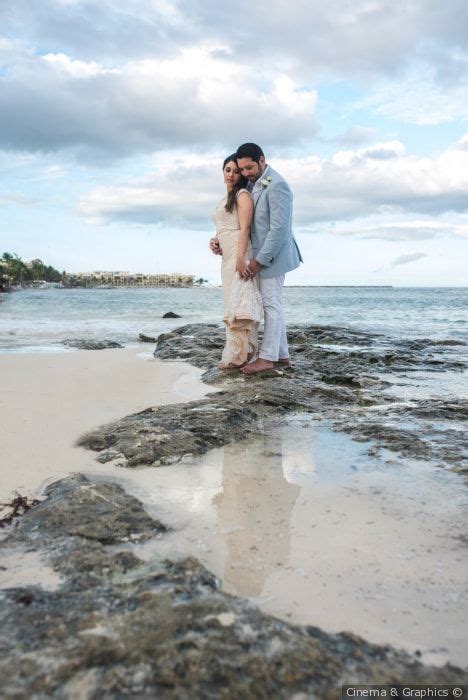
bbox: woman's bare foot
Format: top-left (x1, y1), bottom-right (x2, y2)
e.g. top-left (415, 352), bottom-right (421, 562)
top-left (240, 358), bottom-right (274, 375)
top-left (219, 361), bottom-right (247, 370)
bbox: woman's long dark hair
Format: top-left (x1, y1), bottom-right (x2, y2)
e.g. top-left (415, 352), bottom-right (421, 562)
top-left (223, 154), bottom-right (247, 213)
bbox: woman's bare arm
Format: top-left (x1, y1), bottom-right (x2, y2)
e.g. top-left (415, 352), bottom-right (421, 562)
top-left (236, 191), bottom-right (254, 277)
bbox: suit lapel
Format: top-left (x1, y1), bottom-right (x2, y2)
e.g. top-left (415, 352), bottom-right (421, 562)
top-left (253, 166), bottom-right (274, 210)
top-left (253, 185), bottom-right (266, 210)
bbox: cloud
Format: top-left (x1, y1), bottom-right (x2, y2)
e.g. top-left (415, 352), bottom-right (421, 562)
top-left (287, 137), bottom-right (468, 223)
top-left (357, 62), bottom-right (468, 125)
top-left (330, 126), bottom-right (377, 147)
top-left (331, 141), bottom-right (406, 166)
top-left (42, 52), bottom-right (113, 78)
top-left (0, 45), bottom-right (318, 159)
top-left (0, 1), bottom-right (185, 62)
top-left (161, 1), bottom-right (468, 83)
top-left (78, 155), bottom-right (220, 225)
top-left (455, 134), bottom-right (468, 151)
top-left (78, 136), bottom-right (468, 227)
top-left (389, 252), bottom-right (427, 267)
top-left (335, 222), bottom-right (451, 241)
top-left (0, 192), bottom-right (37, 207)
top-left (2, 1), bottom-right (468, 165)
top-left (2, 1), bottom-right (468, 97)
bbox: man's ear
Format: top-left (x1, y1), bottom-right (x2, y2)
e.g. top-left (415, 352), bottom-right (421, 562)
top-left (259, 155), bottom-right (266, 168)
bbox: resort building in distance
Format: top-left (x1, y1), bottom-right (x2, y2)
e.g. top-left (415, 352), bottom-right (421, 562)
top-left (69, 271), bottom-right (194, 288)
top-left (1, 253), bottom-right (202, 290)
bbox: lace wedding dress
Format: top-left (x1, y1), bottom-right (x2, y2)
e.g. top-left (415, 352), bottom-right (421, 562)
top-left (212, 190), bottom-right (263, 366)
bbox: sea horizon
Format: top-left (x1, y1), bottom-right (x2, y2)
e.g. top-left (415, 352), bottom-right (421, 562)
top-left (1, 286), bottom-right (466, 354)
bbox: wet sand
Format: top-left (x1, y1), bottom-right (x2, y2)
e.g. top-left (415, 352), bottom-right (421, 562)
top-left (1, 350), bottom-right (467, 670)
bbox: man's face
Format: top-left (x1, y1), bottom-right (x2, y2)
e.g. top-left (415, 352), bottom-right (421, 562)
top-left (237, 156), bottom-right (265, 183)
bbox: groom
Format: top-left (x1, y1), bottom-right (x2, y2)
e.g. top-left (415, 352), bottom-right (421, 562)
top-left (212, 143), bottom-right (303, 375)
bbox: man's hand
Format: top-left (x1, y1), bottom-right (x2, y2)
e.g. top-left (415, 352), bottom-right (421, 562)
top-left (209, 237), bottom-right (222, 256)
top-left (246, 258), bottom-right (261, 278)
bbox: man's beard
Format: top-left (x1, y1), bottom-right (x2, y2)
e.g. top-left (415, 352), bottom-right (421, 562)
top-left (253, 164), bottom-right (265, 181)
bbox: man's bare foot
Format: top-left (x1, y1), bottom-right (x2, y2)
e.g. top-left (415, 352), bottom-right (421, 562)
top-left (276, 358), bottom-right (290, 366)
top-left (240, 358), bottom-right (274, 375)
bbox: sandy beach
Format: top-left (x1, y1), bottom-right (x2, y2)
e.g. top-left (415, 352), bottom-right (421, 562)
top-left (1, 341), bottom-right (467, 670)
top-left (0, 347), bottom-right (210, 501)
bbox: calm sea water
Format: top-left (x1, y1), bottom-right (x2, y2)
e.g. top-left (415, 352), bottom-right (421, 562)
top-left (0, 286), bottom-right (466, 353)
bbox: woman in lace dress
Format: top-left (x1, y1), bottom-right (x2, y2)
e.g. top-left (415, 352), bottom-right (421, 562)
top-left (212, 154), bottom-right (263, 369)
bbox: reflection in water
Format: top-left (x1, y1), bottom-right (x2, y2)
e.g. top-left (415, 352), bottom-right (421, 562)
top-left (214, 429), bottom-right (300, 597)
top-left (92, 420), bottom-right (468, 668)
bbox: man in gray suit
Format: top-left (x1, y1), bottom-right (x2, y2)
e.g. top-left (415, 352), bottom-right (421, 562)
top-left (235, 143), bottom-right (303, 374)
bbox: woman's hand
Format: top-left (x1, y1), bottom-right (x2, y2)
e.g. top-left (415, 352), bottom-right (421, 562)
top-left (236, 258), bottom-right (248, 279)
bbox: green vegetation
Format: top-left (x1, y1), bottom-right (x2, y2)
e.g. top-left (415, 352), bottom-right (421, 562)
top-left (0, 253), bottom-right (198, 290)
top-left (1, 252), bottom-right (63, 286)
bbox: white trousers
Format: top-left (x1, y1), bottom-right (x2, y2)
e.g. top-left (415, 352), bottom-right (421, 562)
top-left (258, 274), bottom-right (289, 361)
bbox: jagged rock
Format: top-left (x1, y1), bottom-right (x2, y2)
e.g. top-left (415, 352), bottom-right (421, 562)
top-left (62, 339), bottom-right (123, 350)
top-left (139, 333), bottom-right (157, 343)
top-left (0, 475), bottom-right (465, 698)
top-left (6, 474), bottom-right (166, 545)
top-left (79, 400), bottom-right (260, 466)
top-left (78, 323), bottom-right (466, 468)
top-left (162, 311), bottom-right (181, 318)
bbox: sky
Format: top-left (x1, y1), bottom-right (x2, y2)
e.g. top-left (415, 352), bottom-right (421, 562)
top-left (1, 0), bottom-right (468, 286)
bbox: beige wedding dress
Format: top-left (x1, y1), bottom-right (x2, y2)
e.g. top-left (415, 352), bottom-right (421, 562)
top-left (212, 190), bottom-right (263, 366)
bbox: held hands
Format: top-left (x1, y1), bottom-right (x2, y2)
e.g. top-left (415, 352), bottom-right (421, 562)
top-left (245, 258), bottom-right (261, 278)
top-left (237, 258), bottom-right (260, 280)
top-left (209, 237), bottom-right (222, 256)
top-left (236, 258), bottom-right (248, 279)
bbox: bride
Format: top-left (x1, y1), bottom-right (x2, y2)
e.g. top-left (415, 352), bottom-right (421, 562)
top-left (211, 154), bottom-right (263, 369)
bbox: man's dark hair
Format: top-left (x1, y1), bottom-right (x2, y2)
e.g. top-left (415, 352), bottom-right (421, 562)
top-left (236, 143), bottom-right (264, 163)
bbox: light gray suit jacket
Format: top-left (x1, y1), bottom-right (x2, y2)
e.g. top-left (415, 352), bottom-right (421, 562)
top-left (250, 166), bottom-right (303, 279)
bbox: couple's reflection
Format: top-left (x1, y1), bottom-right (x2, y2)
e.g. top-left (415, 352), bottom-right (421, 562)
top-left (213, 427), bottom-right (300, 598)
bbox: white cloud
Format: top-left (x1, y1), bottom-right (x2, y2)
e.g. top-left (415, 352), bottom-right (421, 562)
top-left (42, 52), bottom-right (112, 78)
top-left (78, 156), bottom-right (220, 225)
top-left (0, 46), bottom-right (318, 158)
top-left (332, 140), bottom-right (405, 166)
top-left (277, 137), bottom-right (468, 223)
top-left (334, 221), bottom-right (458, 241)
top-left (0, 192), bottom-right (37, 207)
top-left (79, 136), bottom-right (468, 227)
top-left (330, 126), bottom-right (377, 146)
top-left (456, 134), bottom-right (468, 151)
top-left (357, 62), bottom-right (468, 125)
top-left (389, 252), bottom-right (427, 267)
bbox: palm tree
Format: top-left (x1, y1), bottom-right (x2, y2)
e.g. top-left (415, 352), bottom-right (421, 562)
top-left (2, 252), bottom-right (26, 284)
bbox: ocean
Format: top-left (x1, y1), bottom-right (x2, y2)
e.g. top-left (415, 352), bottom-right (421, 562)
top-left (1, 286), bottom-right (467, 353)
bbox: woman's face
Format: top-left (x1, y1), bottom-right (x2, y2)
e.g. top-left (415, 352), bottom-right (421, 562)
top-left (223, 160), bottom-right (241, 189)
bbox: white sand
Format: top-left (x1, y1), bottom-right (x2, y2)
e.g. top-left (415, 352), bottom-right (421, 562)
top-left (0, 348), bottom-right (210, 501)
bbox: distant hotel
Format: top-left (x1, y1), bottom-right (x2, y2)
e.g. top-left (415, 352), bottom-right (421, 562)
top-left (70, 271), bottom-right (194, 288)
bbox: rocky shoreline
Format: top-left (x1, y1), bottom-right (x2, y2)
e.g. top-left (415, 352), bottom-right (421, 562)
top-left (79, 323), bottom-right (467, 471)
top-left (1, 323), bottom-right (467, 697)
top-left (1, 474), bottom-right (467, 698)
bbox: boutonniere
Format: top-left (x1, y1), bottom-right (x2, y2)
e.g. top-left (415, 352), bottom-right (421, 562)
top-left (261, 176), bottom-right (272, 188)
